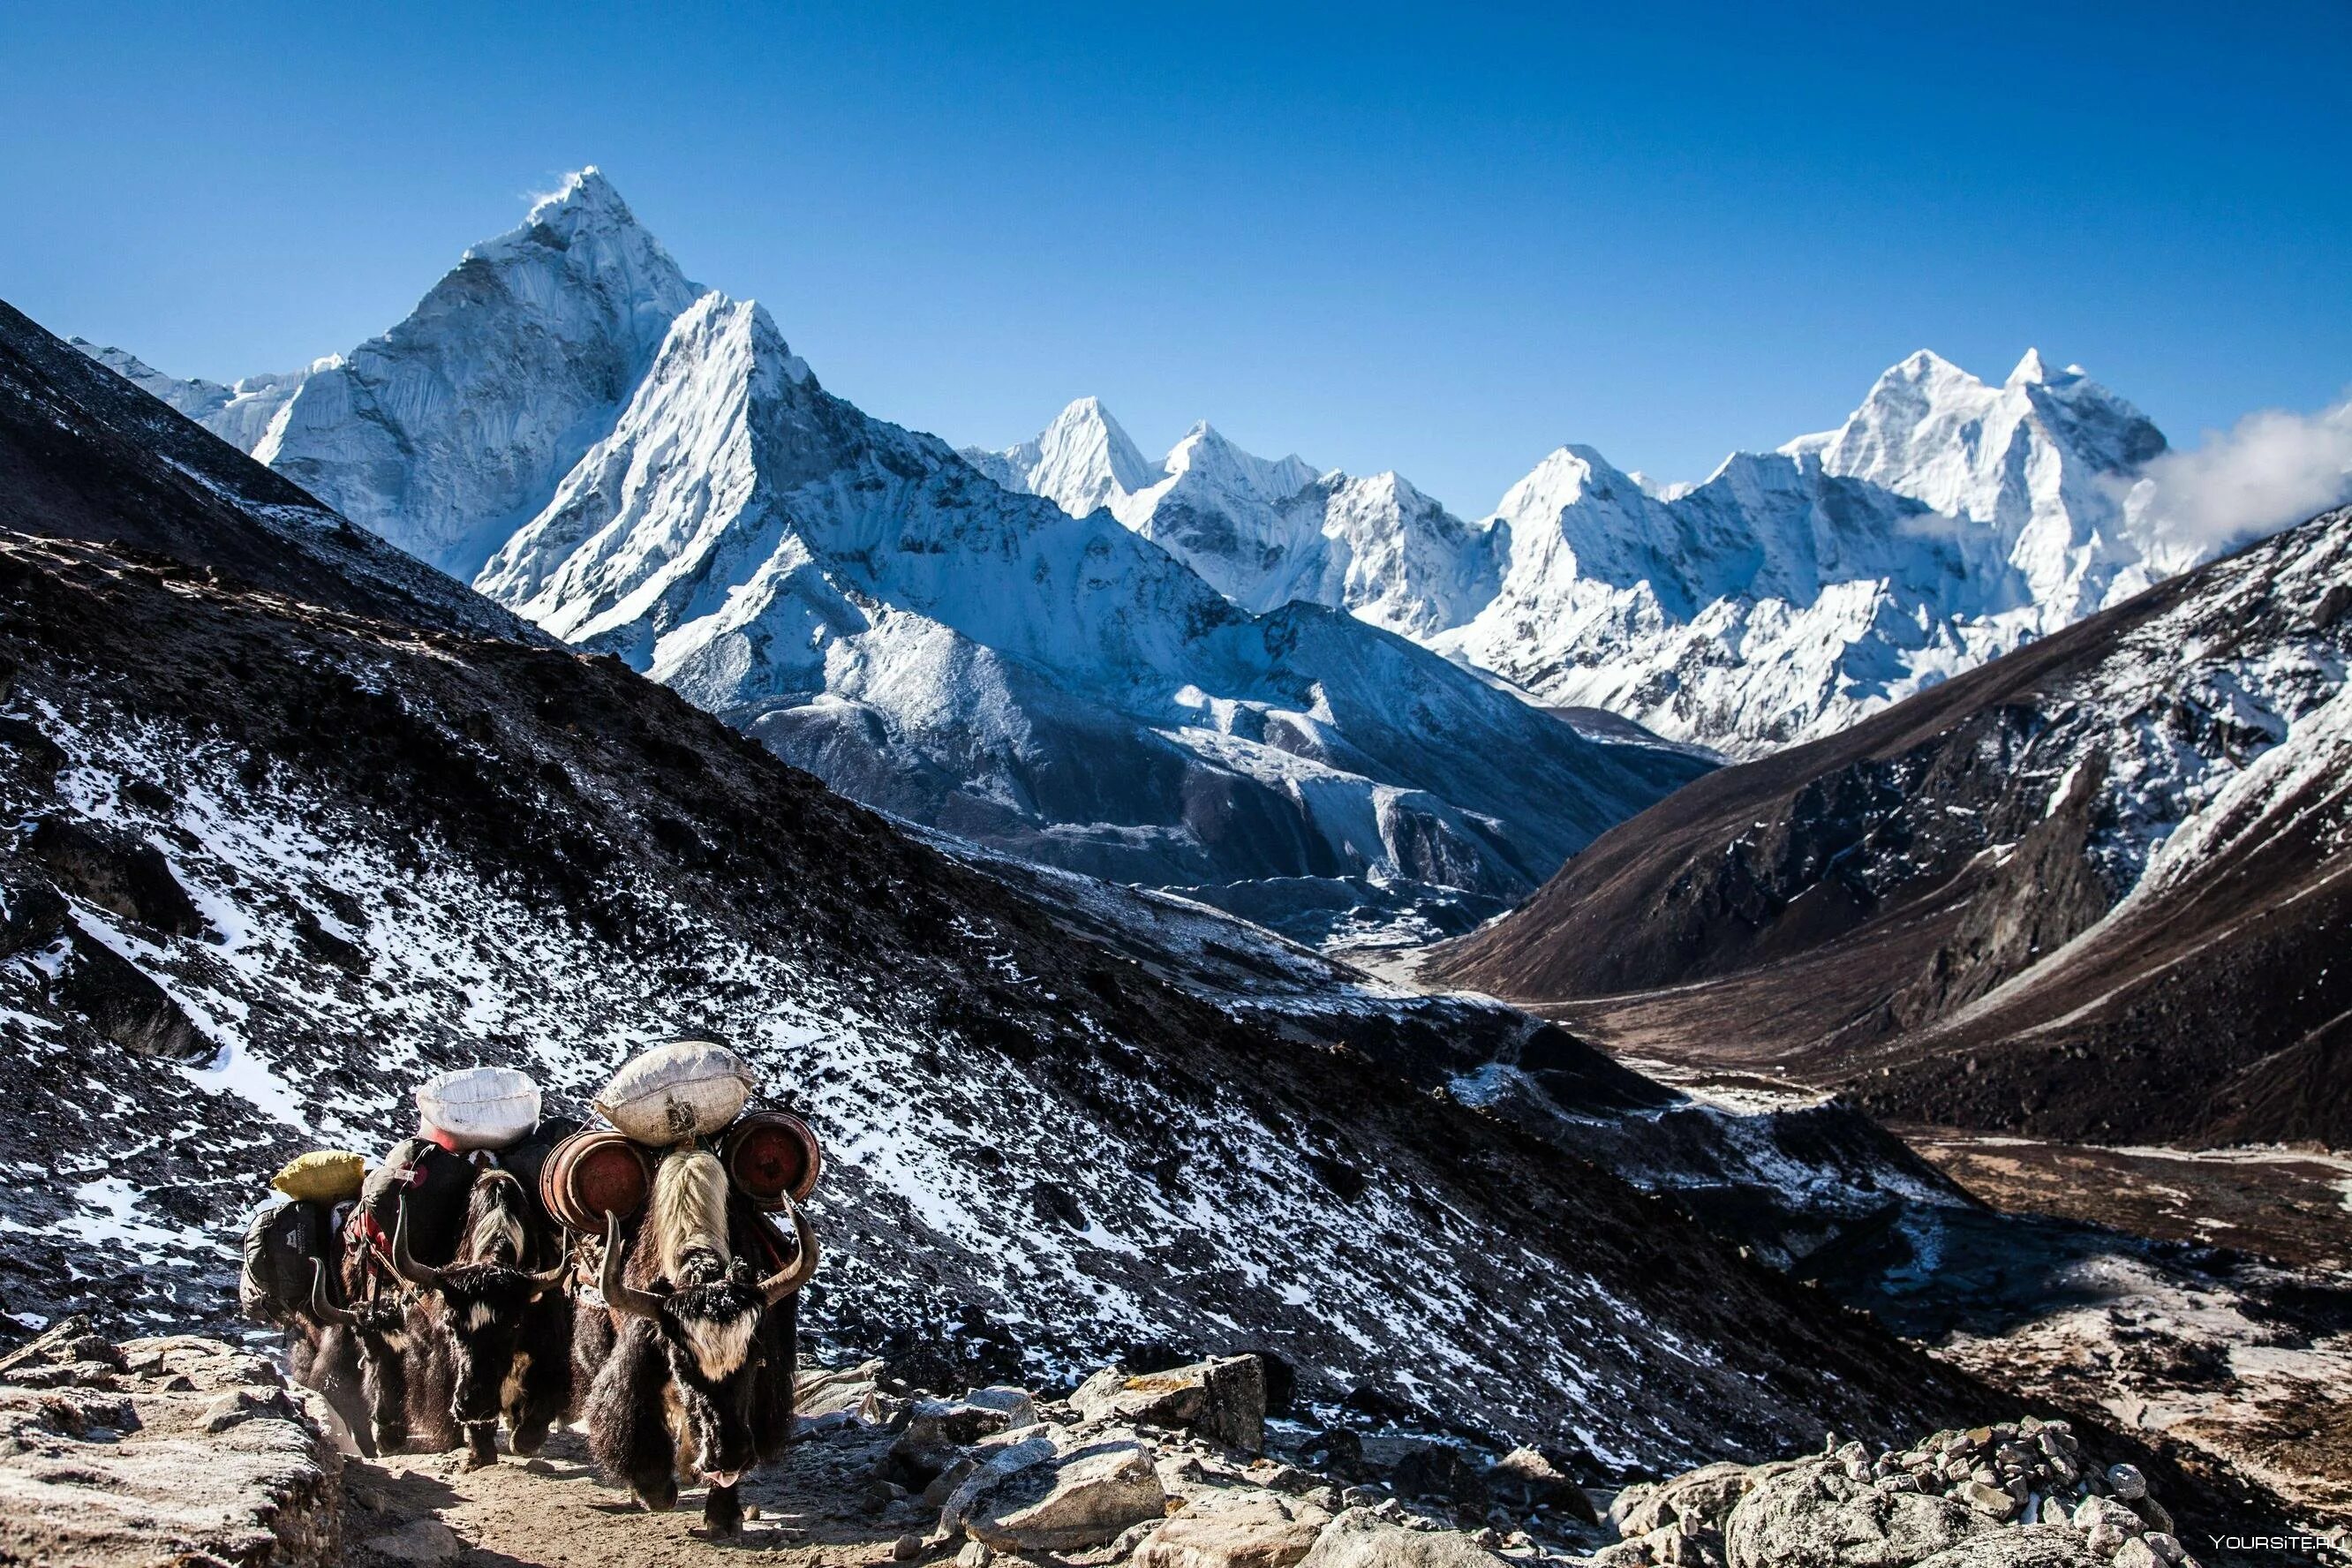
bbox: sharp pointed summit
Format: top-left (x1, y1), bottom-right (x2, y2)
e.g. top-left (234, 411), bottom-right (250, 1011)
top-left (106, 176), bottom-right (1704, 942)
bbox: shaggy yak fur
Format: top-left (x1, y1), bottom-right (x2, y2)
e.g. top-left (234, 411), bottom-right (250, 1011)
top-left (584, 1147), bottom-right (812, 1539)
top-left (283, 1252), bottom-right (377, 1454)
top-left (327, 1161), bottom-right (574, 1465)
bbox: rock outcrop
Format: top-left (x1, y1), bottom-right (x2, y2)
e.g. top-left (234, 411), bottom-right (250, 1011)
top-left (1597, 1422), bottom-right (2206, 1568)
top-left (0, 1319), bottom-right (342, 1567)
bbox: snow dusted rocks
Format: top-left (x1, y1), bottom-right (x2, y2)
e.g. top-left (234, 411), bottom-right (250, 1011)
top-left (0, 1321), bottom-right (343, 1567)
top-left (1600, 1421), bottom-right (2201, 1568)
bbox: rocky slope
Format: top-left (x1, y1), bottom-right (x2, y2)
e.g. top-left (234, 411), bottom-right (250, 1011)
top-left (0, 292), bottom-right (1981, 1469)
top-left (9, 1325), bottom-right (2303, 1568)
top-left (1436, 506), bottom-right (2352, 1149)
top-left (74, 170), bottom-right (1705, 944)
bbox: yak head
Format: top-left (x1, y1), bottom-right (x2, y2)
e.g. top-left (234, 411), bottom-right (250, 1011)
top-left (602, 1147), bottom-right (816, 1486)
top-left (388, 1168), bottom-right (568, 1449)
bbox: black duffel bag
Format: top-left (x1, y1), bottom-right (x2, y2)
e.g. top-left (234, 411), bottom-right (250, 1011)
top-left (239, 1197), bottom-right (330, 1324)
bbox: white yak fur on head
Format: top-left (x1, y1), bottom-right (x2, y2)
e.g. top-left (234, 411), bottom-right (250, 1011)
top-left (464, 1170), bottom-right (529, 1266)
top-left (652, 1148), bottom-right (731, 1280)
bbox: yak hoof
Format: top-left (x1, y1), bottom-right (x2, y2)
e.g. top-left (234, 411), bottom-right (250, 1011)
top-left (463, 1424), bottom-right (500, 1469)
top-left (703, 1484), bottom-right (744, 1539)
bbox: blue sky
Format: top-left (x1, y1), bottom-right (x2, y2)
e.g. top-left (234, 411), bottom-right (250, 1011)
top-left (3, 1), bottom-right (2346, 510)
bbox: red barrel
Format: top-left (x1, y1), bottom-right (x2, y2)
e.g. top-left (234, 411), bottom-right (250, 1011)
top-left (540, 1128), bottom-right (653, 1233)
top-left (720, 1111), bottom-right (822, 1208)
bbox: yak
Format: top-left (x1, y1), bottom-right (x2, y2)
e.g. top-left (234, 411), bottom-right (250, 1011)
top-left (318, 1163), bottom-right (573, 1466)
top-left (585, 1145), bottom-right (817, 1538)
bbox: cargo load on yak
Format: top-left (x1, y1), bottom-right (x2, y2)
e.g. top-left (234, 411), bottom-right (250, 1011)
top-left (416, 1066), bottom-right (541, 1152)
top-left (594, 1038), bottom-right (754, 1145)
top-left (357, 1135), bottom-right (478, 1267)
top-left (239, 1195), bottom-right (337, 1325)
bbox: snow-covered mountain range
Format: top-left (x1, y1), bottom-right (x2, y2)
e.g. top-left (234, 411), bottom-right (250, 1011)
top-left (82, 170), bottom-right (1705, 941)
top-left (1440, 501), bottom-right (2352, 1150)
top-left (977, 353), bottom-right (2186, 758)
top-left (964, 400), bottom-right (1502, 639)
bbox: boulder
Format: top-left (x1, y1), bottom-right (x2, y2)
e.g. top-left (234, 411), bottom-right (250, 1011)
top-left (2071, 1496), bottom-right (2145, 1557)
top-left (1911, 1526), bottom-right (2107, 1568)
top-left (0, 1334), bottom-right (342, 1566)
top-left (369, 1519), bottom-right (464, 1565)
top-left (795, 1359), bottom-right (885, 1419)
top-left (965, 1440), bottom-right (1170, 1554)
top-left (1073, 1356), bottom-right (1268, 1452)
top-left (1390, 1444), bottom-right (1490, 1510)
top-left (1724, 1459), bottom-right (1990, 1568)
top-left (1134, 1490), bottom-right (1331, 1568)
top-left (1296, 1506), bottom-right (1512, 1567)
top-left (1617, 1461), bottom-right (1761, 1540)
top-left (1487, 1445), bottom-right (1599, 1522)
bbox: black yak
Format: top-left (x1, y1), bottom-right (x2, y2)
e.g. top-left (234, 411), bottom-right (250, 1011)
top-left (319, 1162), bottom-right (573, 1466)
top-left (584, 1146), bottom-right (817, 1538)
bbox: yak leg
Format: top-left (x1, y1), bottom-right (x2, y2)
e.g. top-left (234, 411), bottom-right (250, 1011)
top-left (404, 1311), bottom-right (462, 1453)
top-left (750, 1293), bottom-right (797, 1464)
top-left (704, 1480), bottom-right (745, 1539)
top-left (569, 1302), bottom-right (615, 1423)
top-left (463, 1420), bottom-right (500, 1469)
top-left (586, 1317), bottom-right (679, 1513)
top-left (507, 1293), bottom-right (575, 1455)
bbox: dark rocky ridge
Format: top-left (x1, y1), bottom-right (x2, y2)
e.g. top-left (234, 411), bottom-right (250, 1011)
top-left (0, 293), bottom-right (1991, 1470)
top-left (1437, 509), bottom-right (2352, 1149)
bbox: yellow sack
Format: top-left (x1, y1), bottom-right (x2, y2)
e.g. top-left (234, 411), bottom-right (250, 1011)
top-left (269, 1150), bottom-right (366, 1204)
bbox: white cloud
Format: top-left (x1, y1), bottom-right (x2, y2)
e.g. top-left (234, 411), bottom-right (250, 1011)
top-left (2119, 395), bottom-right (2352, 559)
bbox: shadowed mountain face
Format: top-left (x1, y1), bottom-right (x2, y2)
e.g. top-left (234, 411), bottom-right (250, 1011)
top-left (1438, 508), bottom-right (2352, 1149)
top-left (0, 292), bottom-right (1988, 1468)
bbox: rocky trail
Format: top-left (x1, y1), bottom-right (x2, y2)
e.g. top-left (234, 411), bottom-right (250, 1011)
top-left (6, 1322), bottom-right (2326, 1568)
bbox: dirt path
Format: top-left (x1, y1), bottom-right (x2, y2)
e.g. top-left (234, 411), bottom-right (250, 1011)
top-left (343, 1422), bottom-right (914, 1568)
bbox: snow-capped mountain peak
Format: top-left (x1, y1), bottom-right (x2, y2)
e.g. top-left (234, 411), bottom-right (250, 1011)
top-left (970, 403), bottom-right (1501, 638)
top-left (1439, 350), bottom-right (2185, 757)
top-left (232, 167), bottom-right (710, 579)
top-left (964, 396), bottom-right (1157, 518)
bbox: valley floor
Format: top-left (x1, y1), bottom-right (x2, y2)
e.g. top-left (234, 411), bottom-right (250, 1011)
top-left (1391, 953), bottom-right (2352, 1528)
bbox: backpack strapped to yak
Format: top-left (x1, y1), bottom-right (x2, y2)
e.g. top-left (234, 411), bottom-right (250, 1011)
top-left (240, 1196), bottom-right (338, 1326)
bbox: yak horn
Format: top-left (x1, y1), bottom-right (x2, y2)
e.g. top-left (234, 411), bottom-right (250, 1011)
top-left (527, 1248), bottom-right (572, 1300)
top-left (309, 1259), bottom-right (358, 1326)
top-left (599, 1211), bottom-right (664, 1322)
top-left (389, 1197), bottom-right (445, 1291)
top-left (758, 1201), bottom-right (819, 1306)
